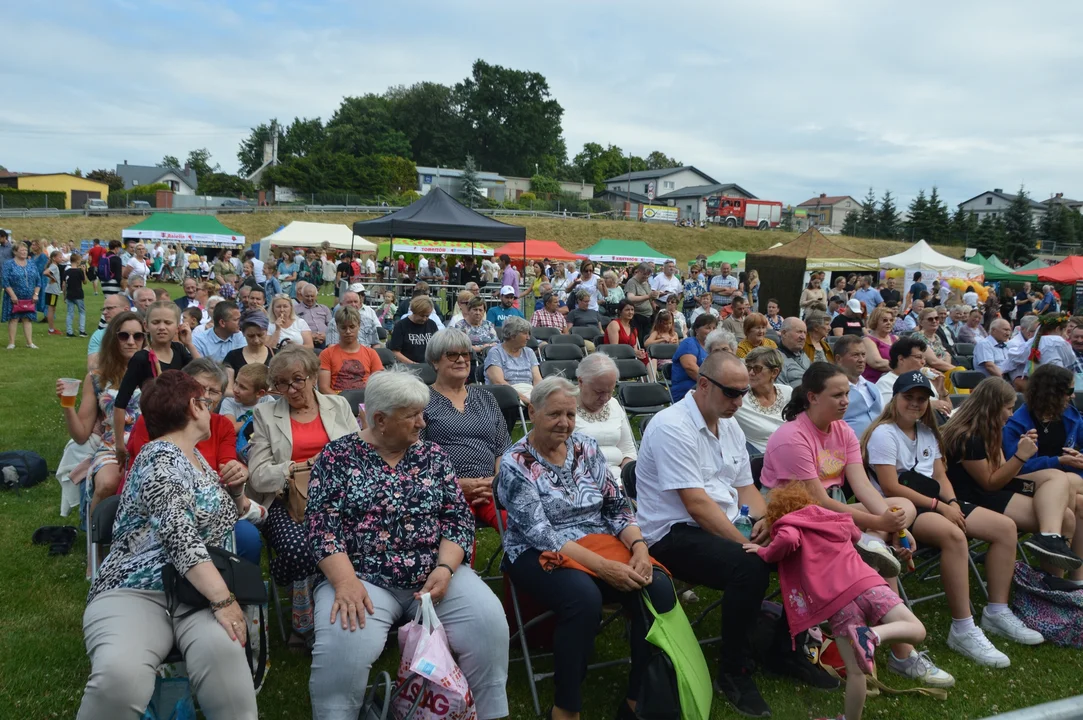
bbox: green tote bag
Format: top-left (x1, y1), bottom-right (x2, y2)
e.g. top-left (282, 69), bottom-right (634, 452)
top-left (643, 590), bottom-right (713, 720)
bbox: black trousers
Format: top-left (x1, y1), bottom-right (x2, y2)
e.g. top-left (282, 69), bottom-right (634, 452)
top-left (650, 523), bottom-right (770, 674)
top-left (630, 312), bottom-right (653, 346)
top-left (508, 549), bottom-right (675, 712)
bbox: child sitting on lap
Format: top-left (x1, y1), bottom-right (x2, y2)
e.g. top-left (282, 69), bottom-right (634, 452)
top-left (745, 483), bottom-right (926, 720)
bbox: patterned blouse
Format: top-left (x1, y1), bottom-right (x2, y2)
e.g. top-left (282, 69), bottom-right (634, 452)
top-left (88, 441), bottom-right (236, 603)
top-left (307, 435), bottom-right (475, 589)
top-left (422, 386), bottom-right (510, 479)
top-left (683, 277), bottom-right (707, 304)
top-left (495, 431), bottom-right (636, 565)
top-left (453, 317), bottom-right (499, 347)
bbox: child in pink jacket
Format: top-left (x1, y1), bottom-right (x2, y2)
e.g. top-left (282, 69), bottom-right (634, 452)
top-left (745, 483), bottom-right (926, 720)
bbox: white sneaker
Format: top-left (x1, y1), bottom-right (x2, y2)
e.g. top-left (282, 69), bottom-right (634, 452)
top-left (5, 344), bottom-right (13, 350)
top-left (856, 534), bottom-right (901, 578)
top-left (947, 626), bottom-right (1011, 668)
top-left (886, 649), bottom-right (955, 688)
top-left (981, 609), bottom-right (1044, 645)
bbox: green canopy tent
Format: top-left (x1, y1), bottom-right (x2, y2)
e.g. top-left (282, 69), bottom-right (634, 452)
top-left (972, 253), bottom-right (1027, 282)
top-left (121, 213), bottom-right (245, 248)
top-left (704, 249), bottom-right (747, 267)
top-left (1016, 258), bottom-right (1046, 273)
top-left (579, 238), bottom-right (674, 265)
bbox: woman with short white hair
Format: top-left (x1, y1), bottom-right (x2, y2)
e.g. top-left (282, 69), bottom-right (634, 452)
top-left (575, 353), bottom-right (637, 479)
top-left (484, 315), bottom-right (542, 406)
top-left (306, 368), bottom-right (509, 720)
top-left (705, 328), bottom-right (738, 354)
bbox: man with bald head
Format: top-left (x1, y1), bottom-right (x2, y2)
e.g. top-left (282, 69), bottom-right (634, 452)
top-left (778, 317), bottom-right (810, 385)
top-left (974, 318), bottom-right (1012, 378)
top-left (635, 351), bottom-right (774, 716)
top-left (325, 290), bottom-right (382, 348)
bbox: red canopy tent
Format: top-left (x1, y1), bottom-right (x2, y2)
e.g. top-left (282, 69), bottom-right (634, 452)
top-left (491, 239), bottom-right (584, 262)
top-left (1015, 256), bottom-right (1083, 283)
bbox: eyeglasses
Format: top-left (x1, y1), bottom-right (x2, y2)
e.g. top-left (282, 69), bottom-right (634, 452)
top-left (117, 331), bottom-right (145, 343)
top-left (746, 364), bottom-right (770, 375)
top-left (197, 397), bottom-right (216, 410)
top-left (443, 351), bottom-right (471, 362)
top-left (273, 376), bottom-right (309, 392)
top-left (701, 374), bottom-right (750, 398)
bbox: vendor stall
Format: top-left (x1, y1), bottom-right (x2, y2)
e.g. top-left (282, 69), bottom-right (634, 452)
top-left (122, 213), bottom-right (244, 248)
top-left (579, 238), bottom-right (673, 265)
top-left (259, 222), bottom-right (375, 262)
top-left (490, 239), bottom-right (583, 262)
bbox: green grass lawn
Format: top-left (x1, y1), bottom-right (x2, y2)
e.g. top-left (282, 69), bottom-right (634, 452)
top-left (1, 285), bottom-right (1080, 719)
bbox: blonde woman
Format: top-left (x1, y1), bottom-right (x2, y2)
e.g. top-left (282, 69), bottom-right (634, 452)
top-left (735, 313), bottom-right (777, 358)
top-left (863, 305), bottom-right (897, 382)
top-left (267, 293), bottom-right (313, 349)
top-left (746, 269), bottom-right (760, 311)
top-left (602, 271), bottom-right (625, 305)
top-left (799, 276), bottom-right (827, 315)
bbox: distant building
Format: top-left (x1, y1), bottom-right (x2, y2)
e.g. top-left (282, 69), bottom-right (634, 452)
top-left (795, 194), bottom-right (862, 232)
top-left (603, 166), bottom-right (718, 197)
top-left (502, 177), bottom-right (594, 202)
top-left (416, 166), bottom-right (507, 202)
top-left (958, 188), bottom-right (1046, 224)
top-left (656, 183), bottom-right (757, 222)
top-left (116, 161), bottom-right (198, 195)
top-left (0, 172), bottom-right (110, 209)
top-left (1041, 192), bottom-right (1083, 214)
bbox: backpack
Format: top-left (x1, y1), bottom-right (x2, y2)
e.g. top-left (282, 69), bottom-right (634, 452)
top-left (1012, 560), bottom-right (1083, 648)
top-left (98, 253), bottom-right (114, 282)
top-left (235, 413), bottom-right (256, 464)
top-left (0, 450), bottom-right (48, 490)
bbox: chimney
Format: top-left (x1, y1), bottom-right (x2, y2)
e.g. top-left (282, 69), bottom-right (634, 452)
top-left (1056, 192), bottom-right (1064, 198)
top-left (820, 193), bottom-right (826, 198)
top-left (994, 188), bottom-right (1003, 194)
top-left (123, 160), bottom-right (128, 165)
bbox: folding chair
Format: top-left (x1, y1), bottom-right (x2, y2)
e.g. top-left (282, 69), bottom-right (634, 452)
top-left (265, 546), bottom-right (290, 643)
top-left (377, 326), bottom-right (388, 342)
top-left (539, 360), bottom-right (579, 380)
top-left (1074, 392), bottom-right (1083, 412)
top-left (620, 460), bottom-right (637, 499)
top-left (340, 388), bottom-right (366, 417)
top-left (539, 343), bottom-right (585, 362)
top-left (551, 333), bottom-right (586, 348)
top-left (954, 342), bottom-right (975, 356)
top-left (89, 495), bottom-right (121, 582)
top-left (375, 347), bottom-right (396, 367)
top-left (531, 326), bottom-right (561, 343)
top-left (948, 393), bottom-right (968, 408)
top-left (894, 540), bottom-right (990, 614)
top-left (614, 358), bottom-right (648, 382)
top-left (407, 364), bottom-right (437, 385)
top-left (646, 343), bottom-right (677, 364)
top-left (570, 326), bottom-right (602, 346)
top-left (955, 356), bottom-right (973, 371)
top-left (598, 344), bottom-right (637, 361)
top-left (477, 384), bottom-right (529, 437)
top-left (825, 335), bottom-right (841, 349)
top-left (492, 476), bottom-right (632, 716)
top-left (951, 370), bottom-right (985, 391)
top-left (659, 362), bottom-right (673, 392)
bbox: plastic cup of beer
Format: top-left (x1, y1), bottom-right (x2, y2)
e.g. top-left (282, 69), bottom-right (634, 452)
top-left (59, 378), bottom-right (81, 408)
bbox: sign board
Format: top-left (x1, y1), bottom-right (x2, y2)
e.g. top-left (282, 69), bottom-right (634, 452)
top-left (641, 204), bottom-right (677, 223)
top-left (423, 174), bottom-right (433, 184)
top-left (646, 181), bottom-right (656, 200)
top-left (1075, 281), bottom-right (1083, 315)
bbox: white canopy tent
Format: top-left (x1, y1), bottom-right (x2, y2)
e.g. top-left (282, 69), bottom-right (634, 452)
top-left (879, 240), bottom-right (983, 276)
top-left (258, 221), bottom-right (376, 262)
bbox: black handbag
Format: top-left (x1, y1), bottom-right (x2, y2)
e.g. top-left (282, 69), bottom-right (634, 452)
top-left (161, 545), bottom-right (268, 619)
top-left (895, 429), bottom-right (943, 501)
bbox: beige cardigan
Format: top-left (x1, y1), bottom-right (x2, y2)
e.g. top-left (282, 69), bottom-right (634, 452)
top-left (246, 392), bottom-right (360, 508)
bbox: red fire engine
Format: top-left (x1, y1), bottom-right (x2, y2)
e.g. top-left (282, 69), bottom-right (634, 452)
top-left (705, 196), bottom-right (783, 229)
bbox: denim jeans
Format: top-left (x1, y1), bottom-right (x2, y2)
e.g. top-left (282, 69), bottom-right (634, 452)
top-left (66, 299), bottom-right (86, 334)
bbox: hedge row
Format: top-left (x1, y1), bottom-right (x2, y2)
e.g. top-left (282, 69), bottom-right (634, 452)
top-left (0, 188), bottom-right (68, 209)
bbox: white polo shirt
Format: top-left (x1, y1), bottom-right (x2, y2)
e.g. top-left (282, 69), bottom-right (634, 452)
top-left (974, 335), bottom-right (1010, 377)
top-left (635, 391), bottom-right (753, 545)
top-left (650, 273), bottom-right (682, 302)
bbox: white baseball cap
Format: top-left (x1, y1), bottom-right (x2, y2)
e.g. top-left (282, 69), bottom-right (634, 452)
top-left (500, 285), bottom-right (516, 296)
top-left (847, 298), bottom-right (863, 313)
top-left (349, 283), bottom-right (366, 294)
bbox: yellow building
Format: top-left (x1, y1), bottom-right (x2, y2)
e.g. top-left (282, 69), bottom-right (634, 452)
top-left (4, 173), bottom-right (110, 209)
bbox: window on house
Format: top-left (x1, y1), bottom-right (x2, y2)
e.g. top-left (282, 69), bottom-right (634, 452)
top-left (986, 197), bottom-right (993, 205)
top-left (644, 183), bottom-right (650, 194)
top-left (664, 181), bottom-right (675, 189)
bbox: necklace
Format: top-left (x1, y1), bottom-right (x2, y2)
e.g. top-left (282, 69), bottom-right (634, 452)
top-left (577, 401), bottom-right (610, 423)
top-left (750, 386), bottom-right (786, 416)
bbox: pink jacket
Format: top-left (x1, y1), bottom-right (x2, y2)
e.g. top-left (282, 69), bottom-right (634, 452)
top-left (757, 505), bottom-right (886, 641)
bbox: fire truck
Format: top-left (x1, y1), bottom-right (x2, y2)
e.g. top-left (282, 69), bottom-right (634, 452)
top-left (705, 196), bottom-right (783, 229)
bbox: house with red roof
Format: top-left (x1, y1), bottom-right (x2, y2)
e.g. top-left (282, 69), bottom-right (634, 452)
top-left (796, 193), bottom-right (862, 232)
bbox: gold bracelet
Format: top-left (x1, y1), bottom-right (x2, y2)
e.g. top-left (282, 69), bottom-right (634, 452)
top-left (210, 592), bottom-right (236, 612)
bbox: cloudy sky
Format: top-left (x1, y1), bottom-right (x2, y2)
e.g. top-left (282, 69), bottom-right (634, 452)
top-left (4, 0), bottom-right (1083, 208)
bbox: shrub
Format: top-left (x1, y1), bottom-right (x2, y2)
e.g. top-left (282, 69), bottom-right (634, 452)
top-left (0, 188), bottom-right (67, 209)
top-left (519, 192), bottom-right (536, 202)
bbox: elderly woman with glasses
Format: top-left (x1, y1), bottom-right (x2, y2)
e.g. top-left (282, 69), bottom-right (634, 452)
top-left (574, 353), bottom-right (637, 480)
top-left (496, 377), bottom-right (674, 720)
top-left (248, 346), bottom-right (360, 591)
top-left (422, 329), bottom-right (511, 531)
top-left (307, 369), bottom-right (509, 720)
top-left (911, 307), bottom-right (965, 390)
top-left (734, 346), bottom-right (792, 454)
top-left (485, 316), bottom-right (542, 406)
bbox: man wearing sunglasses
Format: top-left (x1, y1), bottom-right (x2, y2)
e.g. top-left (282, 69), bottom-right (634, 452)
top-left (634, 352), bottom-right (776, 717)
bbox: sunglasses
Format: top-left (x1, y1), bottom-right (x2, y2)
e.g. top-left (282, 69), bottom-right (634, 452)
top-left (443, 351), bottom-right (471, 362)
top-left (701, 374), bottom-right (750, 398)
top-left (117, 331), bottom-right (146, 343)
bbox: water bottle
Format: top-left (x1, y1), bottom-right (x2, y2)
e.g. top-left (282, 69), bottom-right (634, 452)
top-left (735, 505), bottom-right (753, 540)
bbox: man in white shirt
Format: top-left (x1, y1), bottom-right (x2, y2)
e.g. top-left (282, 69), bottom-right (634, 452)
top-left (974, 319), bottom-right (1012, 378)
top-left (365, 256), bottom-right (376, 275)
top-left (876, 336), bottom-right (954, 418)
top-left (897, 299), bottom-right (923, 334)
top-left (834, 334), bottom-right (883, 436)
top-left (649, 260), bottom-right (682, 304)
top-left (635, 352), bottom-right (773, 717)
top-left (1006, 315), bottom-right (1039, 389)
top-left (244, 249), bottom-right (265, 284)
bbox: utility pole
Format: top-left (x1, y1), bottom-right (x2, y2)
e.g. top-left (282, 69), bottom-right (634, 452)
top-left (625, 155), bottom-right (631, 221)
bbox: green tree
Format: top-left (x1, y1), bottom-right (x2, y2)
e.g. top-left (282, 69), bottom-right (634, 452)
top-left (455, 59), bottom-right (566, 178)
top-left (876, 190), bottom-right (900, 239)
top-left (1001, 185), bottom-right (1037, 264)
top-left (841, 210), bottom-right (859, 236)
top-left (973, 213), bottom-right (1002, 256)
top-left (282, 117), bottom-right (326, 158)
top-left (158, 155), bottom-right (180, 169)
top-left (374, 155), bottom-right (417, 194)
top-left (859, 187), bottom-right (878, 236)
top-left (906, 189), bottom-right (929, 240)
top-left (385, 82), bottom-right (466, 167)
top-left (949, 206), bottom-right (978, 246)
top-left (780, 211), bottom-right (794, 232)
top-left (530, 174), bottom-right (561, 197)
top-left (86, 169), bottom-right (124, 191)
top-left (926, 186), bottom-right (951, 244)
top-left (237, 121), bottom-right (278, 177)
top-left (325, 94), bottom-right (411, 158)
top-left (198, 172), bottom-right (255, 196)
top-left (1041, 203), bottom-right (1080, 253)
top-left (459, 155), bottom-right (483, 207)
top-left (72, 168), bottom-right (82, 177)
top-left (185, 148), bottom-right (219, 180)
top-left (645, 151), bottom-right (681, 170)
top-left (571, 143), bottom-right (633, 193)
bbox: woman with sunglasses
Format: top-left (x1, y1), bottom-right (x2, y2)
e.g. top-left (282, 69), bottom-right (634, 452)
top-left (59, 310), bottom-right (148, 516)
top-left (422, 329), bottom-right (510, 531)
top-left (734, 346), bottom-right (791, 454)
top-left (112, 301), bottom-right (199, 474)
top-left (861, 372), bottom-right (1040, 672)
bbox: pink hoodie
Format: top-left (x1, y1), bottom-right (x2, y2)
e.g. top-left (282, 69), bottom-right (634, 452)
top-left (757, 505), bottom-right (887, 641)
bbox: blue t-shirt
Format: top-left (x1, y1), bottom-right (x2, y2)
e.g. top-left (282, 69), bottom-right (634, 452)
top-left (1037, 291), bottom-right (1056, 314)
top-left (487, 305), bottom-right (525, 328)
top-left (853, 287), bottom-right (883, 309)
top-left (908, 281), bottom-right (928, 300)
top-left (670, 336), bottom-right (708, 402)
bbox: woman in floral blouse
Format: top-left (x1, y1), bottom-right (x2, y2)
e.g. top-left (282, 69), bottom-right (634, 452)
top-left (78, 371), bottom-right (258, 719)
top-left (496, 376), bottom-right (675, 720)
top-left (305, 368), bottom-right (509, 720)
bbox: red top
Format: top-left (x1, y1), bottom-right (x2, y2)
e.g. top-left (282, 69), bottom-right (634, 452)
top-left (606, 321), bottom-right (647, 365)
top-left (120, 413), bottom-right (238, 493)
top-left (290, 416), bottom-right (330, 463)
top-left (87, 244), bottom-right (106, 267)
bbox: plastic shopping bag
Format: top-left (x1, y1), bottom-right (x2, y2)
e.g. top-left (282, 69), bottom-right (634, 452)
top-left (392, 592), bottom-right (477, 720)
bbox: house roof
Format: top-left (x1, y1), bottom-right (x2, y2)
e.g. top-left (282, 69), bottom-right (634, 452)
top-left (797, 195), bottom-right (859, 207)
top-left (597, 188), bottom-right (653, 205)
top-left (115, 164), bottom-right (198, 191)
top-left (415, 166), bottom-right (506, 182)
top-left (656, 183), bottom-right (757, 200)
top-left (1042, 196), bottom-right (1082, 207)
top-left (957, 190), bottom-right (1045, 210)
top-left (603, 165), bottom-right (719, 185)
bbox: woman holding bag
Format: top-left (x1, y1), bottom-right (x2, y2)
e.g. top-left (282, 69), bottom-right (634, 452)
top-left (2, 240), bottom-right (40, 349)
top-left (306, 368), bottom-right (509, 720)
top-left (496, 376), bottom-right (676, 720)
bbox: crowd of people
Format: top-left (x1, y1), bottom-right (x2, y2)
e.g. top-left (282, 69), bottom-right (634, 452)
top-left (4, 227), bottom-right (1079, 720)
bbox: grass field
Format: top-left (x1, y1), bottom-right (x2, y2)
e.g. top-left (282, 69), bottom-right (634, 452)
top-left (0, 212), bottom-right (959, 266)
top-left (2, 286), bottom-right (1080, 720)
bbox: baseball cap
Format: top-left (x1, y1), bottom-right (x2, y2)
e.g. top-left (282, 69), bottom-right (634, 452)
top-left (846, 298), bottom-right (863, 313)
top-left (893, 371), bottom-right (934, 396)
top-left (349, 283), bottom-right (366, 294)
top-left (240, 311), bottom-right (269, 331)
top-left (500, 285), bottom-right (516, 296)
